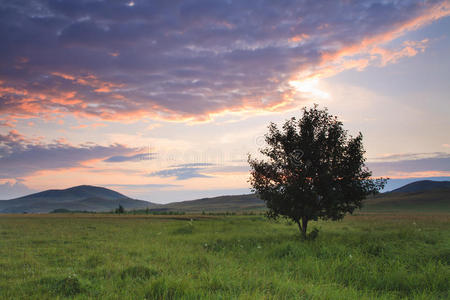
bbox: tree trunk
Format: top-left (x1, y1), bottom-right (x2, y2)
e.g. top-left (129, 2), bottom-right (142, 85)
top-left (302, 218), bottom-right (308, 238)
top-left (296, 218), bottom-right (308, 239)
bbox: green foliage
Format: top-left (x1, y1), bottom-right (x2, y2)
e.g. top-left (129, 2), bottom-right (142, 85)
top-left (249, 105), bottom-right (387, 237)
top-left (0, 213), bottom-right (448, 299)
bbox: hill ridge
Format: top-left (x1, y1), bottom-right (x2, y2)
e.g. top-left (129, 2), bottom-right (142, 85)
top-left (0, 185), bottom-right (153, 213)
top-left (390, 180), bottom-right (450, 194)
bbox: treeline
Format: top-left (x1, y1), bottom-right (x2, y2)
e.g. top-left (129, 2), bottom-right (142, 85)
top-left (50, 206), bottom-right (265, 216)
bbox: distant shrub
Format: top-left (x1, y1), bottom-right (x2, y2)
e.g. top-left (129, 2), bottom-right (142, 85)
top-left (50, 208), bottom-right (72, 213)
top-left (115, 204), bottom-right (125, 214)
top-left (121, 266), bottom-right (159, 280)
top-left (144, 210), bottom-right (186, 215)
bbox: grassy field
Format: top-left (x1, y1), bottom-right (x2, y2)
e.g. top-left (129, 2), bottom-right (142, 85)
top-left (0, 213), bottom-right (449, 299)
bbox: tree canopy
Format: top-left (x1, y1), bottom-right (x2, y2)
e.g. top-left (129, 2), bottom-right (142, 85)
top-left (248, 105), bottom-right (387, 238)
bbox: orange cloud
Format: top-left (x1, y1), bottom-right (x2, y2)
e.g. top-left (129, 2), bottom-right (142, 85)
top-left (289, 33), bottom-right (310, 43)
top-left (371, 39), bottom-right (428, 66)
top-left (71, 123), bottom-right (107, 129)
top-left (306, 2), bottom-right (450, 80)
top-left (1, 2), bottom-right (448, 125)
top-left (383, 171), bottom-right (450, 179)
top-left (51, 72), bottom-right (124, 93)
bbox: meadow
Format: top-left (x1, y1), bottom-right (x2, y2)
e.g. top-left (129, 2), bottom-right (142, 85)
top-left (0, 213), bottom-right (448, 299)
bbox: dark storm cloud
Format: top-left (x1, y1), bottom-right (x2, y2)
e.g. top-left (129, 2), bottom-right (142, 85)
top-left (0, 0), bottom-right (448, 121)
top-left (0, 130), bottom-right (139, 178)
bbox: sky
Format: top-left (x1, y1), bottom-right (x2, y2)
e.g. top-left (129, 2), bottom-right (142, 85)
top-left (1, 0), bottom-right (449, 202)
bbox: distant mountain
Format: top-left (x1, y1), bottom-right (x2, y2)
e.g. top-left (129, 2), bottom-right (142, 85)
top-left (0, 185), bottom-right (154, 213)
top-left (390, 180), bottom-right (450, 193)
top-left (152, 194), bottom-right (264, 212)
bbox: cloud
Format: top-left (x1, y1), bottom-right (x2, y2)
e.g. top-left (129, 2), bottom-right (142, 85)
top-left (207, 165), bottom-right (250, 174)
top-left (368, 152), bottom-right (450, 162)
top-left (104, 152), bottom-right (155, 163)
top-left (0, 180), bottom-right (35, 199)
top-left (170, 163), bottom-right (215, 168)
top-left (105, 183), bottom-right (181, 189)
top-left (149, 162), bottom-right (249, 180)
top-left (0, 130), bottom-right (139, 178)
top-left (0, 0), bottom-right (448, 123)
top-left (149, 167), bottom-right (213, 180)
top-left (367, 152), bottom-right (450, 178)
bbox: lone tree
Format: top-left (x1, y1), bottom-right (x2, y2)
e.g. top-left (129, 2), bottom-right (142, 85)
top-left (248, 105), bottom-right (387, 238)
top-left (115, 204), bottom-right (125, 214)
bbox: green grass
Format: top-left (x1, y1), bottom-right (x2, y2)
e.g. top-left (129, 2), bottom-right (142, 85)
top-left (0, 213), bottom-right (448, 299)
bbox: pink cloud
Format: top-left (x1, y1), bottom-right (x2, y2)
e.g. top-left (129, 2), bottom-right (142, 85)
top-left (0, 1), bottom-right (448, 124)
top-left (0, 130), bottom-right (142, 179)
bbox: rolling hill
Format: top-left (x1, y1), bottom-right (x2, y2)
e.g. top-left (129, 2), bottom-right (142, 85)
top-left (154, 180), bottom-right (450, 213)
top-left (362, 180), bottom-right (450, 212)
top-left (390, 180), bottom-right (450, 193)
top-left (1, 180), bottom-right (449, 214)
top-left (0, 185), bottom-right (154, 213)
top-left (151, 194), bottom-right (264, 212)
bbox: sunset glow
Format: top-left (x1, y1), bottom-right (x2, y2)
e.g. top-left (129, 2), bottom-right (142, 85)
top-left (1, 0), bottom-right (449, 202)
